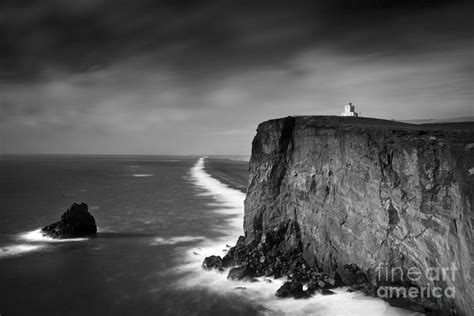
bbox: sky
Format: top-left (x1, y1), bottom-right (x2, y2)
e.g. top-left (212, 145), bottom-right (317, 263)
top-left (0, 0), bottom-right (473, 155)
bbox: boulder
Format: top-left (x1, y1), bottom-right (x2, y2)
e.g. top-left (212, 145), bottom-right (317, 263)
top-left (306, 280), bottom-right (320, 295)
top-left (222, 235), bottom-right (247, 267)
top-left (202, 255), bottom-right (223, 270)
top-left (227, 265), bottom-right (254, 281)
top-left (328, 271), bottom-right (344, 287)
top-left (275, 281), bottom-right (305, 298)
top-left (41, 203), bottom-right (96, 239)
top-left (339, 264), bottom-right (368, 286)
top-left (320, 289), bottom-right (336, 295)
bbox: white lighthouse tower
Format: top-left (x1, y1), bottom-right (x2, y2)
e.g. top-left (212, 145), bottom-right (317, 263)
top-left (341, 102), bottom-right (358, 117)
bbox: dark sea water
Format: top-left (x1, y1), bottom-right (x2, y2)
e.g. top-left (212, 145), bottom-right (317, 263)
top-left (0, 156), bottom-right (420, 316)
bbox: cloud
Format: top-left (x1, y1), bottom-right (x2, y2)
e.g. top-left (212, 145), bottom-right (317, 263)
top-left (1, 0), bottom-right (471, 80)
top-left (0, 0), bottom-right (472, 154)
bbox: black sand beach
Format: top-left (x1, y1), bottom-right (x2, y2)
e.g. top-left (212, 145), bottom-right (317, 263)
top-left (204, 158), bottom-right (249, 193)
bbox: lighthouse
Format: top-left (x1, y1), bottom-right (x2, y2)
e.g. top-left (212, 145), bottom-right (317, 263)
top-left (341, 102), bottom-right (358, 117)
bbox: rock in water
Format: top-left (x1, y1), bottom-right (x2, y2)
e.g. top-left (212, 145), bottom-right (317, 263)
top-left (275, 281), bottom-right (306, 299)
top-left (41, 203), bottom-right (97, 238)
top-left (222, 235), bottom-right (247, 267)
top-left (202, 255), bottom-right (223, 270)
top-left (227, 265), bottom-right (254, 281)
top-left (320, 289), bottom-right (336, 295)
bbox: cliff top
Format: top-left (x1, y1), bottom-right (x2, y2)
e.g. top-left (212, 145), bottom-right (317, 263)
top-left (260, 116), bottom-right (474, 132)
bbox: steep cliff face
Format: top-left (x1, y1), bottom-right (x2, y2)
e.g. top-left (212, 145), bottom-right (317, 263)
top-left (244, 116), bottom-right (474, 315)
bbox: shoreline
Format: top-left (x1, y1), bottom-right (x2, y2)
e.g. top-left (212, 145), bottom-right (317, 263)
top-left (203, 157), bottom-right (249, 193)
top-left (196, 157), bottom-right (424, 315)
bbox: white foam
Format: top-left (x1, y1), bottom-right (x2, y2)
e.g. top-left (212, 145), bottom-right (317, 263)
top-left (19, 229), bottom-right (88, 242)
top-left (151, 236), bottom-right (206, 245)
top-left (0, 229), bottom-right (89, 259)
top-left (131, 174), bottom-right (153, 177)
top-left (0, 244), bottom-right (47, 258)
top-left (172, 157), bottom-right (423, 316)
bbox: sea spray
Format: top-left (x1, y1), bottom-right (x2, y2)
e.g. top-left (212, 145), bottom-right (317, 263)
top-left (0, 229), bottom-right (88, 258)
top-left (20, 229), bottom-right (88, 243)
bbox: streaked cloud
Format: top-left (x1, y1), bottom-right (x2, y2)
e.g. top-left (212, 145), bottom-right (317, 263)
top-left (0, 0), bottom-right (472, 154)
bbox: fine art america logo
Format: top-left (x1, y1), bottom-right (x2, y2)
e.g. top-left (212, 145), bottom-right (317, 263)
top-left (375, 262), bottom-right (457, 299)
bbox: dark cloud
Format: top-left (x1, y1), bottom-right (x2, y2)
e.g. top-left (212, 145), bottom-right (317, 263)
top-left (1, 0), bottom-right (472, 80)
top-left (0, 0), bottom-right (472, 154)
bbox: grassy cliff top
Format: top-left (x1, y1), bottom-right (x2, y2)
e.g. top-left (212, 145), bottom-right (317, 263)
top-left (260, 116), bottom-right (474, 132)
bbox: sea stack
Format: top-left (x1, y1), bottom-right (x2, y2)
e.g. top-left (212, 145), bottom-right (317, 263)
top-left (41, 203), bottom-right (97, 239)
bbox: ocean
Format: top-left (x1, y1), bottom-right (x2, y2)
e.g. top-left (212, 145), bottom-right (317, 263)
top-left (0, 156), bottom-right (421, 315)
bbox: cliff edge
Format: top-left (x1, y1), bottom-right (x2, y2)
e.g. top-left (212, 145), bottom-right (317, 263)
top-left (244, 116), bottom-right (473, 315)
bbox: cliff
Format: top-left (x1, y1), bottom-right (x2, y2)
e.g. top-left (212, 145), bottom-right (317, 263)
top-left (244, 116), bottom-right (474, 315)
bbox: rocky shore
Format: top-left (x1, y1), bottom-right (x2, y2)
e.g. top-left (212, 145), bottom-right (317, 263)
top-left (203, 223), bottom-right (432, 314)
top-left (202, 117), bottom-right (474, 316)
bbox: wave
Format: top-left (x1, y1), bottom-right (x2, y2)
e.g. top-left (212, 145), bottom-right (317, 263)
top-left (131, 174), bottom-right (154, 177)
top-left (0, 229), bottom-right (89, 259)
top-left (0, 244), bottom-right (47, 258)
top-left (173, 157), bottom-right (422, 316)
top-left (19, 229), bottom-right (88, 243)
top-left (151, 236), bottom-right (206, 246)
